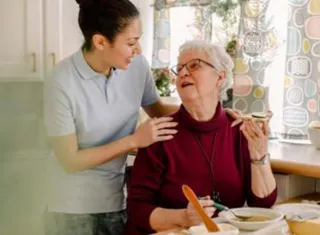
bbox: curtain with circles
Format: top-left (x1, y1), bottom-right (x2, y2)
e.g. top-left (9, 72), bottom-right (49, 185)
top-left (152, 0), bottom-right (212, 68)
top-left (233, 0), bottom-right (320, 141)
top-left (281, 0), bottom-right (320, 140)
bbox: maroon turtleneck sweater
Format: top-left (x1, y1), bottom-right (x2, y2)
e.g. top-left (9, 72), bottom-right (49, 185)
top-left (124, 103), bottom-right (277, 235)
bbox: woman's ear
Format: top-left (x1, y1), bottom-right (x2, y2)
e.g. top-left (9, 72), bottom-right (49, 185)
top-left (217, 71), bottom-right (226, 88)
top-left (92, 34), bottom-right (109, 51)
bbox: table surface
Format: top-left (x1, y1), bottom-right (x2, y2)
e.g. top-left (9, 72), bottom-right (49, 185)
top-left (268, 140), bottom-right (320, 178)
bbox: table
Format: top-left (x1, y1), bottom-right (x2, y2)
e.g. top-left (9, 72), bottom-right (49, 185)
top-left (268, 140), bottom-right (320, 178)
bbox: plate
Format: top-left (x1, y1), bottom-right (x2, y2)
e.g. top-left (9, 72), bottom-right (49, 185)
top-left (219, 207), bottom-right (283, 231)
top-left (189, 223), bottom-right (239, 235)
top-left (272, 203), bottom-right (320, 216)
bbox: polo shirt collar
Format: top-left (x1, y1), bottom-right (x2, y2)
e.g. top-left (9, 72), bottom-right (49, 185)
top-left (73, 49), bottom-right (100, 80)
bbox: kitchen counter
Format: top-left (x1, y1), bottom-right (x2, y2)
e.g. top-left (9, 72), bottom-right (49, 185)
top-left (269, 140), bottom-right (320, 178)
top-left (127, 140), bottom-right (320, 178)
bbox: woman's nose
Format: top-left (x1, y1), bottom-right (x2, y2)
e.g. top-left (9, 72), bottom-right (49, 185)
top-left (135, 43), bottom-right (142, 55)
top-left (178, 66), bottom-right (189, 77)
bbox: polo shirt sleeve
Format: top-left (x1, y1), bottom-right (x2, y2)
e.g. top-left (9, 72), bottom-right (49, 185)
top-left (44, 78), bottom-right (75, 137)
top-left (140, 56), bottom-right (160, 106)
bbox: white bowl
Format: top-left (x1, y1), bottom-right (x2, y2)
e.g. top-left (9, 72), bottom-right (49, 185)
top-left (220, 207), bottom-right (284, 231)
top-left (189, 223), bottom-right (239, 235)
top-left (308, 121), bottom-right (320, 149)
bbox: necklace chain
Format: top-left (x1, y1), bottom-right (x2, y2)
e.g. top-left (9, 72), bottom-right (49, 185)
top-left (193, 131), bottom-right (221, 202)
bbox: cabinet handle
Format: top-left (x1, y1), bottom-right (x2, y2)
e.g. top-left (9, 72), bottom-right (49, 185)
top-left (51, 53), bottom-right (56, 67)
top-left (32, 52), bottom-right (36, 72)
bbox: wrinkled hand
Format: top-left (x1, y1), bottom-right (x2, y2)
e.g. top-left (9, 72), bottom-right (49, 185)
top-left (133, 117), bottom-right (178, 148)
top-left (241, 119), bottom-right (270, 160)
top-left (184, 196), bottom-right (216, 227)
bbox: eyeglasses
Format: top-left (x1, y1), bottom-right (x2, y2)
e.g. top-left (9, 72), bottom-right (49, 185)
top-left (171, 59), bottom-right (218, 76)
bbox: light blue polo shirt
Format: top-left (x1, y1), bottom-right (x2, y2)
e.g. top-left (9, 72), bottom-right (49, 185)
top-left (44, 49), bottom-right (159, 213)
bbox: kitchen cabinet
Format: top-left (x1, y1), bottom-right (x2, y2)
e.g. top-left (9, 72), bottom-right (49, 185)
top-left (45, 0), bottom-right (83, 78)
top-left (0, 0), bottom-right (83, 82)
top-left (0, 0), bottom-right (43, 81)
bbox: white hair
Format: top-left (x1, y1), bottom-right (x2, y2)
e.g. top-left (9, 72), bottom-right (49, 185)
top-left (178, 40), bottom-right (234, 101)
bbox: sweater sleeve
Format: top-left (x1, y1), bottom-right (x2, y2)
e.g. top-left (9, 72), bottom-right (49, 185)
top-left (240, 133), bottom-right (278, 208)
top-left (125, 143), bottom-right (167, 234)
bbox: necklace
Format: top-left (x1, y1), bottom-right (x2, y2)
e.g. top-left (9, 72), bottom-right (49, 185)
top-left (193, 131), bottom-right (221, 203)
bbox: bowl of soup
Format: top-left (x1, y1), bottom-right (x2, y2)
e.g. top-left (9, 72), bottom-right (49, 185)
top-left (220, 208), bottom-right (283, 231)
top-left (189, 223), bottom-right (239, 235)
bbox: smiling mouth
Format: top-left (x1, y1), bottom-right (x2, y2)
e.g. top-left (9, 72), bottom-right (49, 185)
top-left (181, 82), bottom-right (194, 88)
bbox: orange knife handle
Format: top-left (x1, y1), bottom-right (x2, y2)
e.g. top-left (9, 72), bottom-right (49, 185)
top-left (182, 185), bottom-right (219, 232)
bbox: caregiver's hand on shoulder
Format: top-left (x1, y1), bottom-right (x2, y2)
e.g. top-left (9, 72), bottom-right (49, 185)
top-left (133, 117), bottom-right (178, 148)
top-left (184, 196), bottom-right (215, 227)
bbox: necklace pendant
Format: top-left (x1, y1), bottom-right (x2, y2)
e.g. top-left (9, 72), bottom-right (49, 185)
top-left (212, 191), bottom-right (221, 203)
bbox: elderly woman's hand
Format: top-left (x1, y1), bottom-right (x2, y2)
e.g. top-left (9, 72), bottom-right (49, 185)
top-left (240, 120), bottom-right (270, 160)
top-left (184, 196), bottom-right (216, 227)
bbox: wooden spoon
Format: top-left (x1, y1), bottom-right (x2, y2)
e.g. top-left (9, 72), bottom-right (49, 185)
top-left (182, 184), bottom-right (220, 232)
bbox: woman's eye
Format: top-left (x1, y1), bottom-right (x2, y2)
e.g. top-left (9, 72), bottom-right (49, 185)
top-left (189, 62), bottom-right (200, 70)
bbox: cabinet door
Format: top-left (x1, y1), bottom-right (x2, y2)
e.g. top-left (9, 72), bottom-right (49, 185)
top-left (45, 0), bottom-right (83, 76)
top-left (0, 0), bottom-right (43, 81)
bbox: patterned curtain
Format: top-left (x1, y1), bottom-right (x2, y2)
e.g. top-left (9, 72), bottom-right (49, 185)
top-left (232, 0), bottom-right (320, 141)
top-left (233, 0), bottom-right (286, 115)
top-left (152, 0), bottom-right (213, 68)
top-left (281, 0), bottom-right (320, 140)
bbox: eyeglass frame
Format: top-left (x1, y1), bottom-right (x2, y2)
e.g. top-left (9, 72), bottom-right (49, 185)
top-left (170, 58), bottom-right (218, 76)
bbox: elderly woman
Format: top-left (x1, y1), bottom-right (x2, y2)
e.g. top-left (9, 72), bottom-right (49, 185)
top-left (124, 40), bottom-right (277, 235)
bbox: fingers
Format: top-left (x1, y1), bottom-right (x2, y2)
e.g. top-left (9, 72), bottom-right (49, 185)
top-left (225, 108), bottom-right (241, 120)
top-left (241, 123), bottom-right (254, 143)
top-left (231, 118), bottom-right (243, 127)
top-left (156, 120), bottom-right (179, 130)
top-left (156, 135), bottom-right (174, 141)
top-left (150, 116), bottom-right (175, 125)
top-left (204, 207), bottom-right (216, 218)
top-left (263, 120), bottom-right (270, 136)
top-left (199, 198), bottom-right (214, 208)
top-left (157, 129), bottom-right (178, 136)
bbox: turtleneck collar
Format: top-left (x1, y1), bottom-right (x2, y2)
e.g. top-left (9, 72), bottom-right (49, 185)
top-left (178, 102), bottom-right (227, 133)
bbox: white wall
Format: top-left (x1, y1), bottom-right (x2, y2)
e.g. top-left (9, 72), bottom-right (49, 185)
top-left (131, 0), bottom-right (154, 65)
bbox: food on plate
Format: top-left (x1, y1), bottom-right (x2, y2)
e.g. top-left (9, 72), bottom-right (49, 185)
top-left (231, 215), bottom-right (270, 222)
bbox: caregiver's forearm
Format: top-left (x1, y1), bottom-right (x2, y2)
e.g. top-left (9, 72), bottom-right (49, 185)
top-left (251, 163), bottom-right (276, 198)
top-left (150, 207), bottom-right (188, 232)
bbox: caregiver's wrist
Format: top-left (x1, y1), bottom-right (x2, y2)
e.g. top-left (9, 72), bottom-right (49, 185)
top-left (128, 134), bottom-right (139, 149)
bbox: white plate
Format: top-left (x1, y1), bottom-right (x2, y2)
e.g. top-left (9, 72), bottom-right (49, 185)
top-left (219, 207), bottom-right (283, 231)
top-left (272, 203), bottom-right (320, 216)
top-left (189, 223), bottom-right (239, 235)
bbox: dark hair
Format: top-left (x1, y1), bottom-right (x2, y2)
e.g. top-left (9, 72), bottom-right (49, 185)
top-left (75, 0), bottom-right (140, 51)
